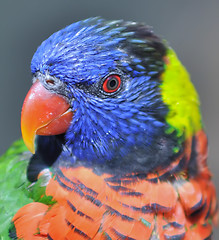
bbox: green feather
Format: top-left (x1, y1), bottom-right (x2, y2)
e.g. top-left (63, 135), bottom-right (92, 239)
top-left (29, 169), bottom-right (56, 205)
top-left (0, 140), bottom-right (32, 239)
top-left (0, 140), bottom-right (57, 239)
top-left (161, 49), bottom-right (203, 139)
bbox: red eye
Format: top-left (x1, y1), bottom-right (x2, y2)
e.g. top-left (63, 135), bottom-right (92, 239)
top-left (103, 75), bottom-right (121, 93)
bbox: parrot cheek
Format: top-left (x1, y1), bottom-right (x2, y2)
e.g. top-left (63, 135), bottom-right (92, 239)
top-left (21, 80), bottom-right (73, 154)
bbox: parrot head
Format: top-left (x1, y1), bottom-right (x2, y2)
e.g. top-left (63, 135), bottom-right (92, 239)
top-left (21, 17), bottom-right (202, 178)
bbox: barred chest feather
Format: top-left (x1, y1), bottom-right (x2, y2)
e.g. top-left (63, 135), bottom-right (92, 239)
top-left (12, 130), bottom-right (217, 240)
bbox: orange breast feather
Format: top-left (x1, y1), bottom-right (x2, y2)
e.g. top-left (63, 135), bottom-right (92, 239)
top-left (12, 131), bottom-right (218, 240)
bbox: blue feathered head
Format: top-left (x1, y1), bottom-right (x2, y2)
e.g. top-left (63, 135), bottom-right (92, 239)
top-left (27, 17), bottom-right (179, 175)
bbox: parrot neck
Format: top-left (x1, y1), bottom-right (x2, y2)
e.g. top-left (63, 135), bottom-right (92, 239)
top-left (26, 130), bottom-right (206, 182)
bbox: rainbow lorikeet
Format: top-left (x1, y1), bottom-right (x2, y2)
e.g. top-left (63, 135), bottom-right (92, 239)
top-left (0, 17), bottom-right (217, 239)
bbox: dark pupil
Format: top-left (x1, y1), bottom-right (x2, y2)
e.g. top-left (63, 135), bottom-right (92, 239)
top-left (107, 78), bottom-right (118, 90)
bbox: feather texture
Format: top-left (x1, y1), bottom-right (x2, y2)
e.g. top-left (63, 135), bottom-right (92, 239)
top-left (11, 131), bottom-right (217, 239)
top-left (2, 18), bottom-right (217, 239)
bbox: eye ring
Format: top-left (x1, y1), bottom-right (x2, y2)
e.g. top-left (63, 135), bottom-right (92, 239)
top-left (102, 74), bottom-right (121, 93)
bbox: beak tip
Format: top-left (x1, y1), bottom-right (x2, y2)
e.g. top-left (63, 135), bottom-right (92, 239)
top-left (21, 126), bottom-right (36, 154)
top-left (23, 136), bottom-right (36, 154)
top-left (29, 145), bottom-right (36, 154)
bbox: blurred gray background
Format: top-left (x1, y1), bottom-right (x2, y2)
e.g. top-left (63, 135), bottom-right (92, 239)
top-left (0, 0), bottom-right (219, 237)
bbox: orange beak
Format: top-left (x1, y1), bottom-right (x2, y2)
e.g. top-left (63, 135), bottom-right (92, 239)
top-left (21, 80), bottom-right (73, 153)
